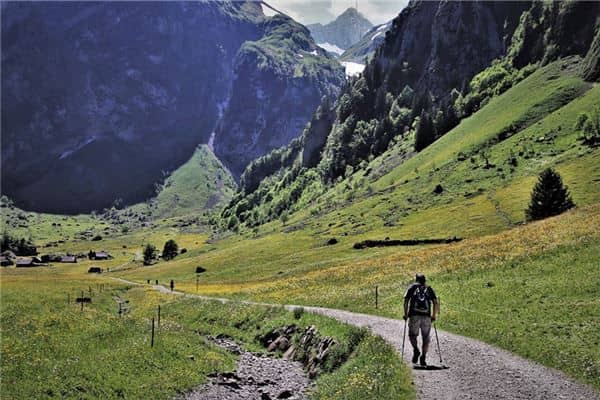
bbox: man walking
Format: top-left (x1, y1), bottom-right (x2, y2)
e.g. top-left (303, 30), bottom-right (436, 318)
top-left (403, 273), bottom-right (439, 366)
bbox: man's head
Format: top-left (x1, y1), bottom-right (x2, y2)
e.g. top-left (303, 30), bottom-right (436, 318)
top-left (415, 274), bottom-right (426, 284)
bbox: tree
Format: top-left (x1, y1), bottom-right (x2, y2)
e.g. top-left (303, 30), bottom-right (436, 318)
top-left (280, 211), bottom-right (289, 226)
top-left (526, 168), bottom-right (575, 221)
top-left (143, 244), bottom-right (158, 265)
top-left (162, 239), bottom-right (179, 261)
top-left (414, 110), bottom-right (435, 151)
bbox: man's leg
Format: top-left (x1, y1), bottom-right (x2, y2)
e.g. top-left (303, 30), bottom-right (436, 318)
top-left (420, 317), bottom-right (432, 366)
top-left (408, 317), bottom-right (420, 363)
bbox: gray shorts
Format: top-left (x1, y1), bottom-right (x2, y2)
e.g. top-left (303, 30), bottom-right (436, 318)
top-left (408, 315), bottom-right (432, 344)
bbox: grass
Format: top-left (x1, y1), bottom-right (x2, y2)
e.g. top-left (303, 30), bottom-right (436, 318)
top-left (436, 239), bottom-right (600, 388)
top-left (0, 266), bottom-right (414, 399)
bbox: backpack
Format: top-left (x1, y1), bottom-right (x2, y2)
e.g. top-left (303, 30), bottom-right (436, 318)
top-left (411, 285), bottom-right (430, 314)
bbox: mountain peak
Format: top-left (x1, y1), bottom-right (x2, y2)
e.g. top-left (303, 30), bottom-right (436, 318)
top-left (308, 7), bottom-right (373, 50)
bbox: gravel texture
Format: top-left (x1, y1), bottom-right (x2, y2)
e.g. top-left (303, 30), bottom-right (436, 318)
top-left (183, 337), bottom-right (309, 400)
top-left (114, 279), bottom-right (599, 400)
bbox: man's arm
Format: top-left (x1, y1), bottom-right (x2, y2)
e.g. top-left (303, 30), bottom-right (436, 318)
top-left (403, 298), bottom-right (409, 320)
top-left (431, 298), bottom-right (440, 321)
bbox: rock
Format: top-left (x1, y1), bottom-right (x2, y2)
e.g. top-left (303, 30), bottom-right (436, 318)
top-left (325, 238), bottom-right (338, 245)
top-left (277, 390), bottom-right (293, 399)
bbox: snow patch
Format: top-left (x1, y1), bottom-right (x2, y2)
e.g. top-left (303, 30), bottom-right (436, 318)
top-left (371, 31), bottom-right (384, 41)
top-left (309, 49), bottom-right (318, 56)
top-left (318, 42), bottom-right (344, 56)
top-left (341, 61), bottom-right (365, 77)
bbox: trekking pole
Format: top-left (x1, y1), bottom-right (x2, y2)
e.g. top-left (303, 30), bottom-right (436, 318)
top-left (401, 318), bottom-right (407, 359)
top-left (433, 322), bottom-right (443, 364)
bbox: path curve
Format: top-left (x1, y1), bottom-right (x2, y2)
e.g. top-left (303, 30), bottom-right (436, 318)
top-left (113, 278), bottom-right (599, 400)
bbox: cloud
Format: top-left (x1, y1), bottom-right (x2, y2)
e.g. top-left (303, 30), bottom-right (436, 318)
top-left (265, 0), bottom-right (408, 25)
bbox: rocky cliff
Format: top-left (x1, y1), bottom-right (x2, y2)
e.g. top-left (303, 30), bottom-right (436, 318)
top-left (1, 1), bottom-right (344, 213)
top-left (213, 14), bottom-right (345, 179)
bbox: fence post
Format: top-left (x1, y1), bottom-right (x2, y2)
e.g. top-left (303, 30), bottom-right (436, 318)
top-left (375, 286), bottom-right (379, 309)
top-left (81, 290), bottom-right (84, 311)
top-left (158, 305), bottom-right (161, 328)
top-left (196, 275), bottom-right (199, 293)
top-left (151, 318), bottom-right (155, 348)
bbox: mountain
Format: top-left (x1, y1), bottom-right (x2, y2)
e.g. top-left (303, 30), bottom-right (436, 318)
top-left (222, 0), bottom-right (600, 228)
top-left (213, 14), bottom-right (345, 179)
top-left (1, 1), bottom-right (344, 214)
top-left (340, 21), bottom-right (392, 63)
top-left (308, 8), bottom-right (373, 51)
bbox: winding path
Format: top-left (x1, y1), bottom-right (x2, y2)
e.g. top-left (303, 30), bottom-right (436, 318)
top-left (113, 278), bottom-right (599, 400)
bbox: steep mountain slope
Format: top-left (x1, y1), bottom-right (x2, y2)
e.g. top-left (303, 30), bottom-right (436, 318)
top-left (340, 21), bottom-right (392, 63)
top-left (213, 14), bottom-right (345, 179)
top-left (308, 8), bottom-right (373, 51)
top-left (1, 1), bottom-right (343, 214)
top-left (224, 0), bottom-right (599, 226)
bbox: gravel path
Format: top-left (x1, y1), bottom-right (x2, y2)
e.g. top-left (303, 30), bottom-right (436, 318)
top-left (114, 278), bottom-right (599, 400)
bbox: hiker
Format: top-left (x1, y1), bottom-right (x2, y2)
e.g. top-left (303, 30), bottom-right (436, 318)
top-left (170, 279), bottom-right (174, 292)
top-left (403, 273), bottom-right (439, 366)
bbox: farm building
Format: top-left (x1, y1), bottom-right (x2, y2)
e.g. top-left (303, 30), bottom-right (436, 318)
top-left (15, 257), bottom-right (44, 267)
top-left (60, 255), bottom-right (77, 263)
top-left (92, 251), bottom-right (112, 260)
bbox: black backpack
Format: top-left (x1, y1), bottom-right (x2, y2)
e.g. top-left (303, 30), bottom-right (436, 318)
top-left (412, 285), bottom-right (430, 314)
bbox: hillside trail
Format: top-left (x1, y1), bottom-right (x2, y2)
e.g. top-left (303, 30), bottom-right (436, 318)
top-left (112, 278), bottom-right (599, 400)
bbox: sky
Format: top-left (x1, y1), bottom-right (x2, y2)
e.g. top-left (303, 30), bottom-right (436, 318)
top-left (265, 0), bottom-right (408, 25)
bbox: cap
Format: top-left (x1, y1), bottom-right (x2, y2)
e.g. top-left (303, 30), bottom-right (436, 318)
top-left (415, 274), bottom-right (426, 283)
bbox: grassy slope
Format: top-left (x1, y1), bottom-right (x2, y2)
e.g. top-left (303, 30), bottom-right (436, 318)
top-left (128, 145), bottom-right (236, 220)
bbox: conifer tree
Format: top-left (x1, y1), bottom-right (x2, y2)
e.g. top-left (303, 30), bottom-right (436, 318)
top-left (526, 168), bottom-right (575, 221)
top-left (162, 239), bottom-right (179, 261)
top-left (414, 110), bottom-right (434, 151)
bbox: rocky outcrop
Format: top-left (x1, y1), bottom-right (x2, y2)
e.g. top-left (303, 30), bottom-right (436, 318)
top-left (308, 8), bottom-right (373, 51)
top-left (372, 1), bottom-right (530, 102)
top-left (259, 324), bottom-right (338, 379)
top-left (214, 14), bottom-right (345, 179)
top-left (582, 28), bottom-right (600, 82)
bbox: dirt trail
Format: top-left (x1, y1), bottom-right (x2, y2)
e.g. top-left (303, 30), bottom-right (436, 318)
top-left (113, 278), bottom-right (599, 400)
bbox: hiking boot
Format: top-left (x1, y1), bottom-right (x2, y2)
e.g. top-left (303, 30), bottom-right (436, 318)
top-left (412, 348), bottom-right (420, 364)
top-left (419, 354), bottom-right (427, 366)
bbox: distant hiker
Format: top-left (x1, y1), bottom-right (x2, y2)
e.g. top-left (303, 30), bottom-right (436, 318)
top-left (155, 279), bottom-right (158, 285)
top-left (403, 273), bottom-right (439, 366)
top-left (170, 280), bottom-right (174, 292)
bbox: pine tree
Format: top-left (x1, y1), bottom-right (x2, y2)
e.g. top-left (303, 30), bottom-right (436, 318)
top-left (526, 168), bottom-right (575, 221)
top-left (143, 244), bottom-right (158, 265)
top-left (162, 239), bottom-right (179, 261)
top-left (414, 110), bottom-right (434, 151)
